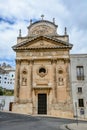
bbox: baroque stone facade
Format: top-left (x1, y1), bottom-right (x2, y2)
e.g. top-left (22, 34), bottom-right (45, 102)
top-left (12, 17), bottom-right (73, 118)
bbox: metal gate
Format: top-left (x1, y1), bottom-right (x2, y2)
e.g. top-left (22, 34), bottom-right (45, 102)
top-left (38, 94), bottom-right (47, 114)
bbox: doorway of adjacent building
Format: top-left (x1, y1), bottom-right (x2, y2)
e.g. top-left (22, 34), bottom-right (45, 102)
top-left (38, 94), bottom-right (47, 114)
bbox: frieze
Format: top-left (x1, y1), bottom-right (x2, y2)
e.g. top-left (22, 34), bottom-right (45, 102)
top-left (21, 51), bottom-right (67, 57)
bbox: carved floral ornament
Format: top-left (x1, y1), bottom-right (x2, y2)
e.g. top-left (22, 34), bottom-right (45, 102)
top-left (22, 68), bottom-right (27, 74)
top-left (57, 67), bottom-right (64, 74)
top-left (37, 66), bottom-right (47, 78)
top-left (58, 69), bottom-right (63, 74)
top-left (58, 68), bottom-right (64, 86)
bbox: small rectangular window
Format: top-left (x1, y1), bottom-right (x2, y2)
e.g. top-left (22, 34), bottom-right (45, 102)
top-left (78, 87), bottom-right (82, 93)
top-left (78, 99), bottom-right (84, 107)
top-left (76, 66), bottom-right (84, 80)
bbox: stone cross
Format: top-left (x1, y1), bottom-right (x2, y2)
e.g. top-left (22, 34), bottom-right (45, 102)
top-left (30, 19), bottom-right (32, 25)
top-left (41, 14), bottom-right (44, 20)
top-left (64, 27), bottom-right (67, 35)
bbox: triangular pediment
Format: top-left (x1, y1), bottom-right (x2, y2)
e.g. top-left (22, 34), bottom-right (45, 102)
top-left (12, 35), bottom-right (73, 50)
top-left (26, 40), bottom-right (63, 48)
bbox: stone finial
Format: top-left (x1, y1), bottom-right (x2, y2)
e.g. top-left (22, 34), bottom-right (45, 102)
top-left (64, 27), bottom-right (67, 35)
top-left (30, 19), bottom-right (32, 25)
top-left (53, 18), bottom-right (55, 24)
top-left (19, 29), bottom-right (21, 37)
top-left (41, 14), bottom-right (44, 20)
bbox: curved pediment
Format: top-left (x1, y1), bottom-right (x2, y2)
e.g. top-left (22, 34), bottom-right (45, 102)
top-left (28, 20), bottom-right (58, 36)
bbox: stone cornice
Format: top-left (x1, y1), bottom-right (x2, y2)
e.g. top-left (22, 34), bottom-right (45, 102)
top-left (13, 46), bottom-right (72, 51)
top-left (16, 57), bottom-right (70, 62)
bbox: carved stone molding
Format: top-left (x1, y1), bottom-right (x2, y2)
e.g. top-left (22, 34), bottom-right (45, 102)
top-left (34, 88), bottom-right (51, 95)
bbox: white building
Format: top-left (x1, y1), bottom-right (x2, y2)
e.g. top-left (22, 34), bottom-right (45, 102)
top-left (0, 63), bottom-right (15, 90)
top-left (70, 54), bottom-right (87, 119)
top-left (0, 96), bottom-right (14, 111)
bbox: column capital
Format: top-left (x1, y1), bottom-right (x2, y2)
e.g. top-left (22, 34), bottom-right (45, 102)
top-left (15, 59), bottom-right (21, 64)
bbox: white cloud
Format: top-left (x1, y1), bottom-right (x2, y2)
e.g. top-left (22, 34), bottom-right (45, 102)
top-left (0, 0), bottom-right (87, 66)
top-left (70, 27), bottom-right (87, 53)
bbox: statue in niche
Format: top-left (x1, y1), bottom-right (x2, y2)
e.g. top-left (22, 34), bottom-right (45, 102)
top-left (22, 69), bottom-right (27, 86)
top-left (58, 77), bottom-right (64, 86)
top-left (22, 76), bottom-right (27, 86)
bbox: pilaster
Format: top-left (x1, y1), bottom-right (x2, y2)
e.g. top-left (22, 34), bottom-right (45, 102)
top-left (28, 60), bottom-right (33, 99)
top-left (14, 59), bottom-right (21, 102)
top-left (51, 59), bottom-right (57, 102)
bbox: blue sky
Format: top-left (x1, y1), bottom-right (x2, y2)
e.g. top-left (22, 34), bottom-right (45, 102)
top-left (0, 0), bottom-right (87, 66)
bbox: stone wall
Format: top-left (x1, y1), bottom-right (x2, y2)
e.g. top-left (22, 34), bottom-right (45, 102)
top-left (0, 96), bottom-right (14, 111)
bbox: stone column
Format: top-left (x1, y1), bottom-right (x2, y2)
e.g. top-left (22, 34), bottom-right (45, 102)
top-left (14, 59), bottom-right (20, 102)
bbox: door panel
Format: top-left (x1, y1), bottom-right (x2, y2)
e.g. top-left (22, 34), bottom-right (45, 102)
top-left (38, 94), bottom-right (47, 114)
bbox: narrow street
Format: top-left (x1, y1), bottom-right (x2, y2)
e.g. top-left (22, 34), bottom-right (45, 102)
top-left (0, 111), bottom-right (85, 130)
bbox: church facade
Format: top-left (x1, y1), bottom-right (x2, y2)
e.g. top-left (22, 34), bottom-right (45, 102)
top-left (12, 17), bottom-right (73, 118)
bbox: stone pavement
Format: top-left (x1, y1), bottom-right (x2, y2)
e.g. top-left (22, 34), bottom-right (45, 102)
top-left (66, 123), bottom-right (87, 130)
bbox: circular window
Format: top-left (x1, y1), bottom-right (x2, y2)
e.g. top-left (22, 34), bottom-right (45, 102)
top-left (37, 66), bottom-right (47, 77)
top-left (39, 68), bottom-right (46, 73)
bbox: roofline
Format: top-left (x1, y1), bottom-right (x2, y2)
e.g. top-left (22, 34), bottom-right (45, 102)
top-left (70, 54), bottom-right (87, 58)
top-left (12, 35), bottom-right (73, 49)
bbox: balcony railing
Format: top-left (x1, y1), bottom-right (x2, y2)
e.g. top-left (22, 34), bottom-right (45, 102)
top-left (77, 76), bottom-right (84, 80)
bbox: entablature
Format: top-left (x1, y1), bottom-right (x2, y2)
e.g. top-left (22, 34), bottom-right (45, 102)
top-left (15, 57), bottom-right (70, 64)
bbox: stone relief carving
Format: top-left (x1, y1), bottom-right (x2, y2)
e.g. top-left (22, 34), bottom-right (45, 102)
top-left (30, 25), bottom-right (54, 35)
top-left (40, 41), bottom-right (44, 46)
top-left (58, 69), bottom-right (64, 86)
top-left (22, 69), bottom-right (27, 86)
top-left (58, 77), bottom-right (64, 86)
top-left (22, 76), bottom-right (27, 86)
